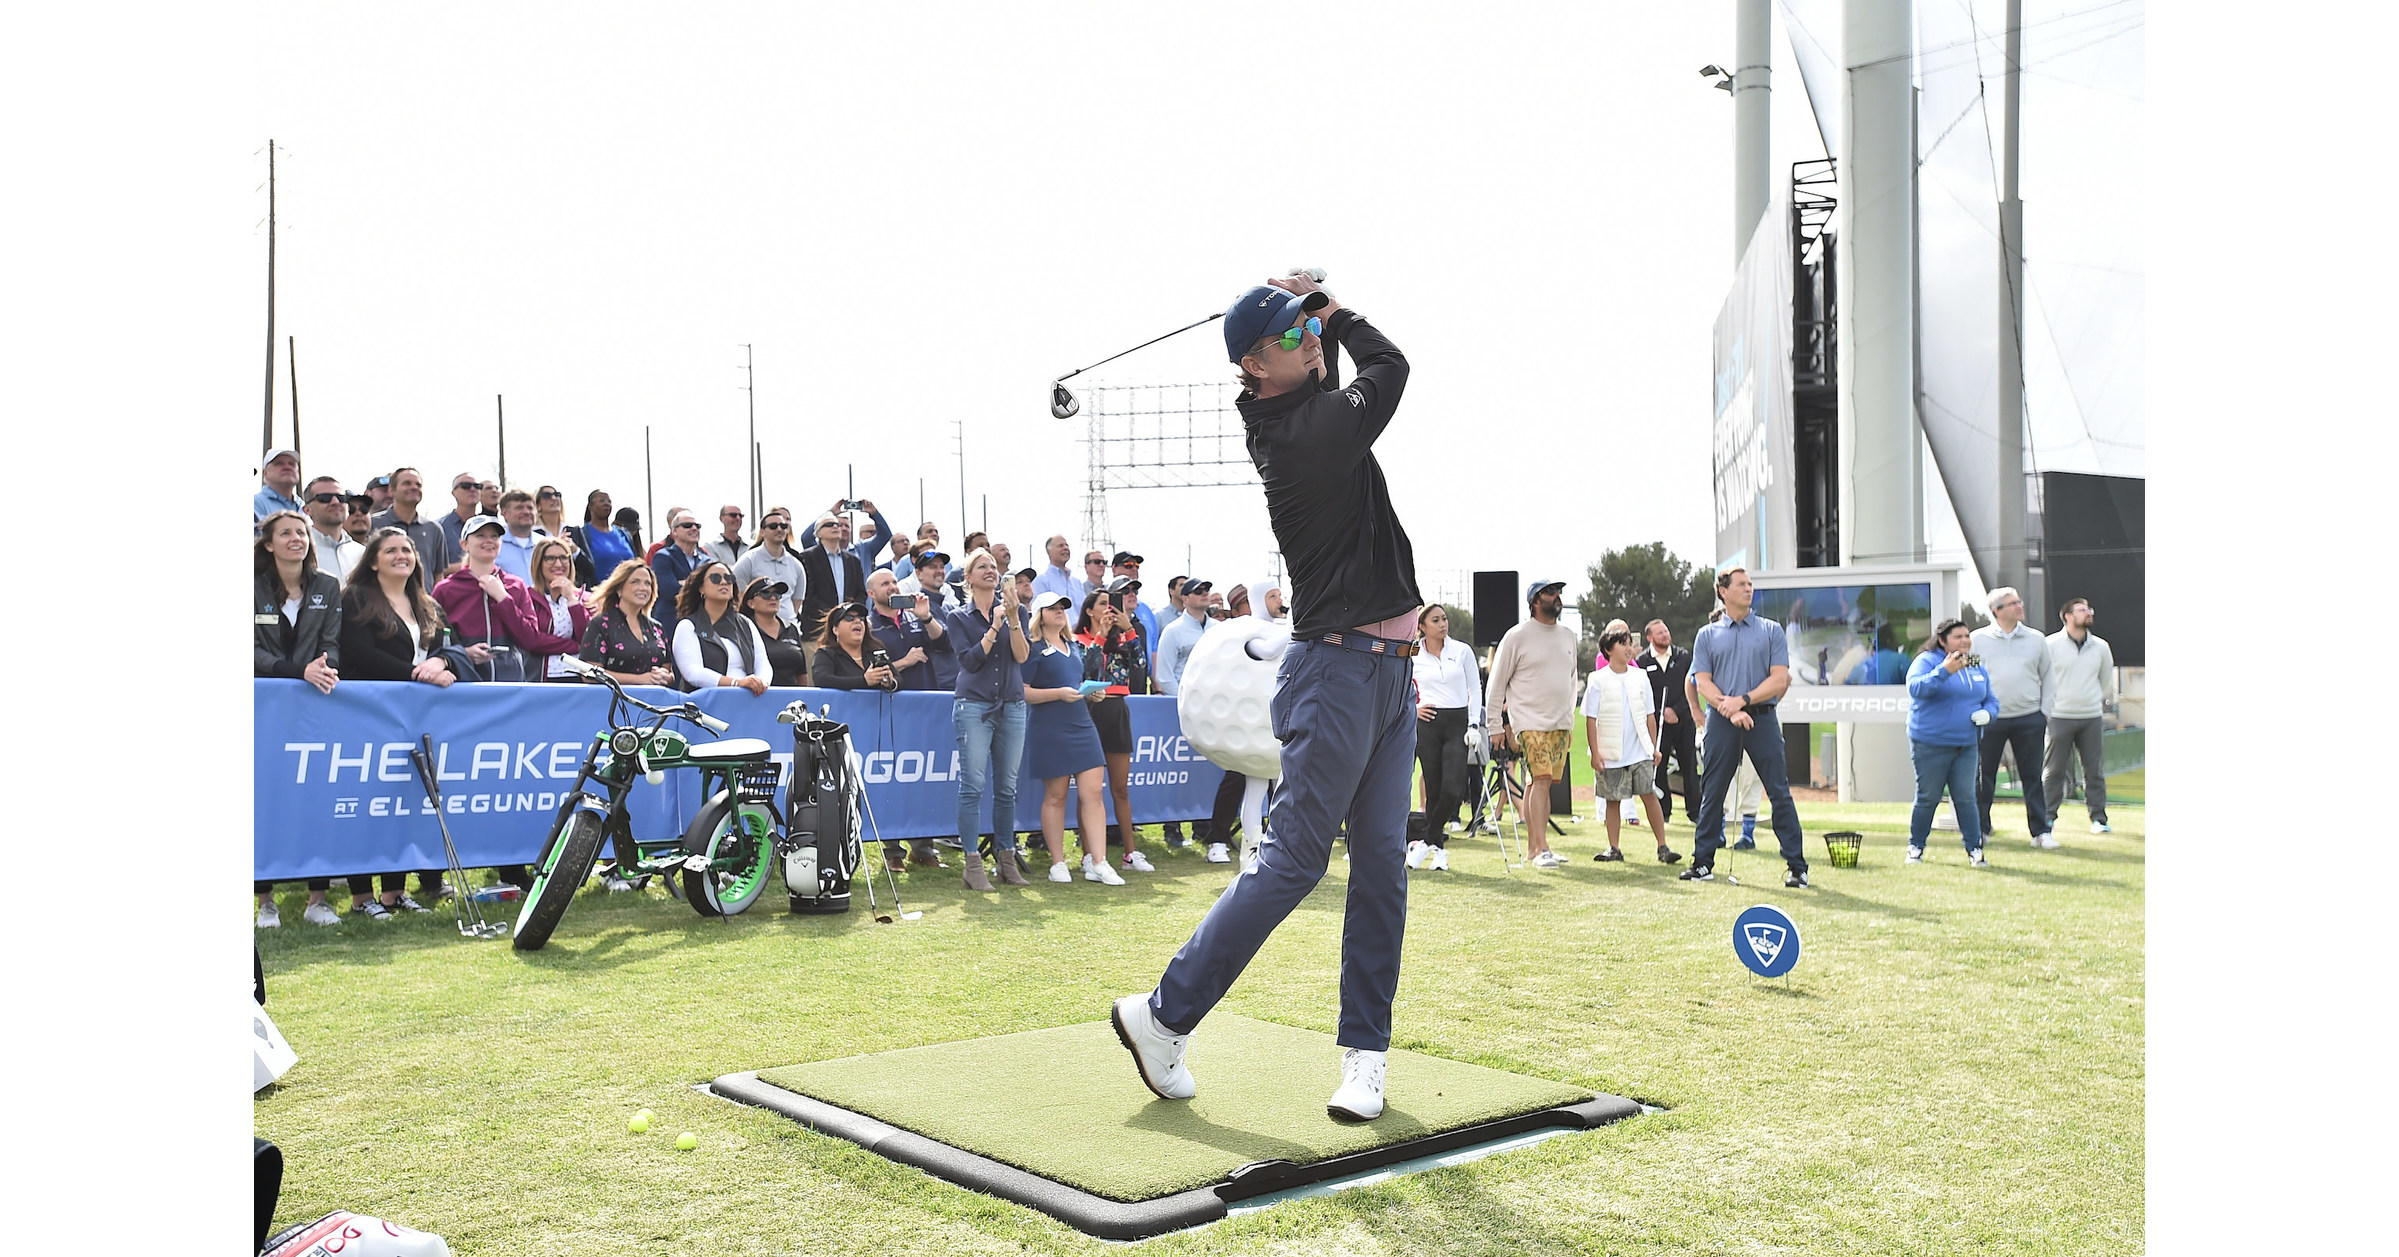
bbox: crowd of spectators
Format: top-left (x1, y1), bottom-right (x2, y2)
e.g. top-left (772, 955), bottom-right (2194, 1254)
top-left (255, 454), bottom-right (2119, 927)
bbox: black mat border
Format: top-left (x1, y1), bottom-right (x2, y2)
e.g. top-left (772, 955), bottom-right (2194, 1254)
top-left (713, 1070), bottom-right (1641, 1241)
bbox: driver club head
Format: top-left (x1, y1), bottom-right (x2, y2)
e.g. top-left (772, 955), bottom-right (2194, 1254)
top-left (1050, 380), bottom-right (1081, 420)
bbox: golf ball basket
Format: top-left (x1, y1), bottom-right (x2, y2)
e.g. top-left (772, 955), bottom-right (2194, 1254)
top-left (777, 701), bottom-right (866, 915)
top-left (1822, 830), bottom-right (1863, 869)
top-left (510, 660), bottom-right (782, 951)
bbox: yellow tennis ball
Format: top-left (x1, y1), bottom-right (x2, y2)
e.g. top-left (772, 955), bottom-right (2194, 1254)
top-left (675, 1132), bottom-right (698, 1151)
top-left (628, 1115), bottom-right (650, 1134)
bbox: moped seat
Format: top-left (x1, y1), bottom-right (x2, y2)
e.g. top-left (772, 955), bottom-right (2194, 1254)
top-left (683, 738), bottom-right (773, 764)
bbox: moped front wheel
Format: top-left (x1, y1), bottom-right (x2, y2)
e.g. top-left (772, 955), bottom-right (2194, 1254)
top-left (680, 796), bottom-right (774, 918)
top-left (514, 808), bottom-right (605, 951)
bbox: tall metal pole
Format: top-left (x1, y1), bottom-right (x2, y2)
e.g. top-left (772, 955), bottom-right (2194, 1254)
top-left (1995, 0), bottom-right (2029, 597)
top-left (262, 140), bottom-right (277, 459)
top-left (286, 336), bottom-right (300, 461)
top-left (952, 420), bottom-right (967, 539)
top-left (496, 395), bottom-right (507, 490)
top-left (1733, 0), bottom-right (1773, 262)
top-left (1840, 0), bottom-right (1920, 567)
top-left (643, 425), bottom-right (655, 536)
top-left (741, 344), bottom-right (758, 524)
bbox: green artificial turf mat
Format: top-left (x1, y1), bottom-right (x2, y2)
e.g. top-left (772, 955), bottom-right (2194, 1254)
top-left (753, 1012), bottom-right (1595, 1201)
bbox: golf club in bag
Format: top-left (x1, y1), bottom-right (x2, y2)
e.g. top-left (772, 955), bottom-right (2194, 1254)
top-left (776, 702), bottom-right (865, 915)
top-left (1048, 268), bottom-right (1328, 419)
top-left (408, 735), bottom-right (508, 939)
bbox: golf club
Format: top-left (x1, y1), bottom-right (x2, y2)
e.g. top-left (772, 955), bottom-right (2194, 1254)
top-left (1047, 268), bottom-right (1329, 419)
top-left (1049, 312), bottom-right (1223, 420)
top-left (854, 782), bottom-right (919, 920)
top-left (410, 735), bottom-right (508, 939)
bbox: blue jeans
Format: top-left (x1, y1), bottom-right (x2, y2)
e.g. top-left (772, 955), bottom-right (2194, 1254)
top-left (954, 698), bottom-right (1026, 851)
top-left (1691, 709), bottom-right (1807, 872)
top-left (1152, 640), bottom-right (1418, 1052)
top-left (1909, 739), bottom-right (1984, 851)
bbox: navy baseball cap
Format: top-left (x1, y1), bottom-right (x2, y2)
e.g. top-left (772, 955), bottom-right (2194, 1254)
top-left (1223, 285), bottom-right (1307, 362)
top-left (1526, 577), bottom-right (1566, 602)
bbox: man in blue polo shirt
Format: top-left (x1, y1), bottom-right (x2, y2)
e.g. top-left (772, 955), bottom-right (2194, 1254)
top-left (254, 448), bottom-right (304, 522)
top-left (1681, 566), bottom-right (1812, 888)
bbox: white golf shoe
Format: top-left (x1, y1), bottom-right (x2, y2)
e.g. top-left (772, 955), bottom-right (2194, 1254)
top-left (1205, 842), bottom-right (1232, 864)
top-left (1405, 840), bottom-right (1427, 869)
top-left (2090, 820), bottom-right (2111, 834)
top-left (1083, 855), bottom-right (1126, 886)
top-left (1122, 850), bottom-right (1155, 873)
top-left (1328, 1047), bottom-right (1386, 1121)
top-left (1111, 994), bottom-right (1195, 1100)
top-left (1425, 846), bottom-right (1450, 872)
top-left (1048, 861), bottom-right (1073, 883)
top-left (255, 900), bottom-right (281, 929)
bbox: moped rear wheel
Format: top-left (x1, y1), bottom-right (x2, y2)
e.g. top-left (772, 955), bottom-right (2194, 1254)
top-left (680, 796), bottom-right (773, 918)
top-left (514, 808), bottom-right (605, 951)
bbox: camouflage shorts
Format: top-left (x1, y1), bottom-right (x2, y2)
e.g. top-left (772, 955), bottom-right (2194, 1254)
top-left (1516, 728), bottom-right (1571, 780)
top-left (1597, 760), bottom-right (1657, 800)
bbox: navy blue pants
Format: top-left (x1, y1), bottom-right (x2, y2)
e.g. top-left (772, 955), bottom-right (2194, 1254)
top-left (1151, 640), bottom-right (1418, 1051)
top-left (1691, 709), bottom-right (1808, 873)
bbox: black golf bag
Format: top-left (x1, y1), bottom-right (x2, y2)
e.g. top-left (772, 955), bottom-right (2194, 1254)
top-left (779, 704), bottom-right (865, 914)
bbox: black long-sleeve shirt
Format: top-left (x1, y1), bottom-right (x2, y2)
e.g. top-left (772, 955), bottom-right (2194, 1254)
top-left (1237, 307), bottom-right (1419, 638)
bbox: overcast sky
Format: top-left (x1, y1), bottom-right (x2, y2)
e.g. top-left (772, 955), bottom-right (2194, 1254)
top-left (256, 2), bottom-right (2130, 610)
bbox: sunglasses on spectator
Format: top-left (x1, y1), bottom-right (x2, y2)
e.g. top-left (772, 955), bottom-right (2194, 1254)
top-left (1085, 558), bottom-right (1106, 567)
top-left (1269, 316), bottom-right (1323, 352)
top-left (455, 481), bottom-right (486, 492)
top-left (308, 492), bottom-right (345, 504)
top-left (705, 572), bottom-right (732, 585)
top-left (675, 521), bottom-right (701, 530)
top-left (762, 521), bottom-right (789, 531)
top-left (537, 491), bottom-right (561, 501)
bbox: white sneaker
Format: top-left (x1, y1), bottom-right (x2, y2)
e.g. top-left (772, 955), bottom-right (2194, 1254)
top-left (1111, 994), bottom-right (1195, 1100)
top-left (2032, 832), bottom-right (2062, 850)
top-left (255, 900), bottom-right (281, 929)
top-left (1122, 851), bottom-right (1155, 873)
top-left (1444, 820), bottom-right (1463, 834)
top-left (1205, 842), bottom-right (1232, 864)
top-left (1426, 846), bottom-right (1449, 872)
top-left (302, 901), bottom-right (341, 927)
top-left (1531, 850), bottom-right (1563, 869)
top-left (1405, 840), bottom-right (1427, 870)
top-left (1048, 861), bottom-right (1073, 883)
top-left (2090, 820), bottom-right (2111, 834)
top-left (1084, 856), bottom-right (1126, 886)
top-left (602, 873), bottom-right (637, 892)
top-left (1328, 1048), bottom-right (1386, 1121)
top-left (1905, 847), bottom-right (1924, 864)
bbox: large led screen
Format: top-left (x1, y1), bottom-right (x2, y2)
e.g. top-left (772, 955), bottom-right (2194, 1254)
top-left (1749, 583), bottom-right (1933, 687)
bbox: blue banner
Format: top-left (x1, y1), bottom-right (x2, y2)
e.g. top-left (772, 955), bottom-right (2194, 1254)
top-left (254, 680), bottom-right (1225, 881)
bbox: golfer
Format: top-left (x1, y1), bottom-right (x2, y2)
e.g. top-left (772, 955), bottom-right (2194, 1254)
top-left (1115, 273), bottom-right (1418, 1122)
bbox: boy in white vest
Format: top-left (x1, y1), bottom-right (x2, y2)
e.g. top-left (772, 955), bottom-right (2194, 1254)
top-left (1584, 626), bottom-right (1683, 865)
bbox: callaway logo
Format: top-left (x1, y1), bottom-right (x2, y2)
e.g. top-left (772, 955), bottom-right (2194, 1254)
top-left (1743, 923), bottom-right (1786, 967)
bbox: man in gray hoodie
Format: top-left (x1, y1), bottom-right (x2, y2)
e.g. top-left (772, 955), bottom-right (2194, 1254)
top-left (2042, 597), bottom-right (2117, 835)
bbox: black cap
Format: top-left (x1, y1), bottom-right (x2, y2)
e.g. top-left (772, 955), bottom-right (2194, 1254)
top-left (1107, 575), bottom-right (1142, 595)
top-left (741, 578), bottom-right (788, 604)
top-left (1111, 550), bottom-right (1144, 566)
top-left (1013, 567), bottom-right (1038, 581)
top-left (1183, 578), bottom-right (1212, 595)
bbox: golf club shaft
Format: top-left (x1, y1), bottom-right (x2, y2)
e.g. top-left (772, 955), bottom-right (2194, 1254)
top-left (1054, 312), bottom-right (1224, 384)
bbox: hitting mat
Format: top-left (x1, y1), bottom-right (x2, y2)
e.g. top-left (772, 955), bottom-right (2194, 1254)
top-left (715, 1013), bottom-right (1640, 1240)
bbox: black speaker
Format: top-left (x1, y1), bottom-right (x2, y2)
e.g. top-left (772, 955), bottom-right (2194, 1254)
top-left (2040, 472), bottom-right (2143, 667)
top-left (1472, 571), bottom-right (1519, 648)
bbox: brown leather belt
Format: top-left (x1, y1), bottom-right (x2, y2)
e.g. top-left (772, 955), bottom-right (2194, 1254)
top-left (1319, 631), bottom-right (1419, 658)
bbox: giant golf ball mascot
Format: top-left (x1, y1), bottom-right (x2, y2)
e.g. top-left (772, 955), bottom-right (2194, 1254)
top-left (1110, 270), bottom-right (1424, 1123)
top-left (1176, 578), bottom-right (1291, 868)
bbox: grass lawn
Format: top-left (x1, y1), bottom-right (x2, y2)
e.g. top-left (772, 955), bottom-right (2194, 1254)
top-left (255, 801), bottom-right (2143, 1255)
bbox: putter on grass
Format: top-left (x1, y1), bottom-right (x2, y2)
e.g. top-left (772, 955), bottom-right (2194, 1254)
top-left (410, 735), bottom-right (508, 939)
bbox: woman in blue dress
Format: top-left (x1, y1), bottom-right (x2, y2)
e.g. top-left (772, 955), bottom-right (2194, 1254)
top-left (1022, 591), bottom-right (1120, 885)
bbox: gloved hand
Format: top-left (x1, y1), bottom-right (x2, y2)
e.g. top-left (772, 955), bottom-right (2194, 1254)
top-left (1465, 724), bottom-right (1487, 764)
top-left (1970, 709), bottom-right (1992, 727)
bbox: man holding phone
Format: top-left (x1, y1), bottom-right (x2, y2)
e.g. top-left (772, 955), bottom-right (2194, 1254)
top-left (867, 568), bottom-right (954, 690)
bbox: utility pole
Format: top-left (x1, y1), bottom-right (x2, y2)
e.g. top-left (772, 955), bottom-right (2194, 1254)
top-left (1995, 0), bottom-right (2030, 600)
top-left (287, 336), bottom-right (300, 460)
top-left (496, 395), bottom-right (507, 490)
top-left (739, 344), bottom-right (758, 524)
top-left (644, 425), bottom-right (655, 536)
top-left (261, 140), bottom-right (277, 460)
top-left (952, 420), bottom-right (967, 540)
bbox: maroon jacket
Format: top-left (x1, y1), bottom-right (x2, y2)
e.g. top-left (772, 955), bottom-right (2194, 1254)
top-left (432, 566), bottom-right (585, 671)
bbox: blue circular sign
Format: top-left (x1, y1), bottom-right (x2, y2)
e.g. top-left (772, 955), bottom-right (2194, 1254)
top-left (1732, 904), bottom-right (1801, 978)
